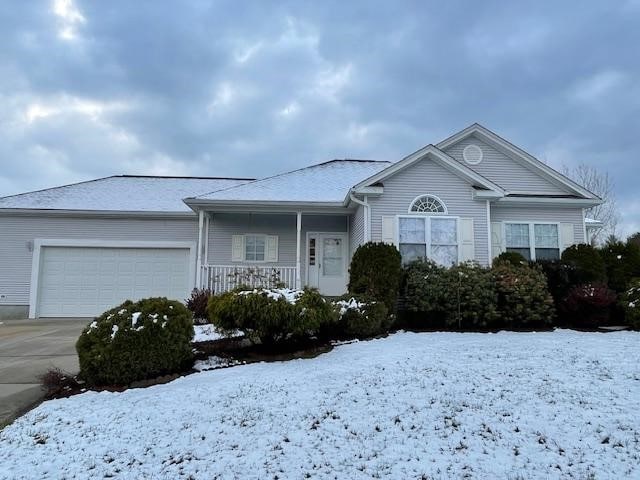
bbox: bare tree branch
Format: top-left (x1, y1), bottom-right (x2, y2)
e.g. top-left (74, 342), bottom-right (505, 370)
top-left (561, 164), bottom-right (619, 245)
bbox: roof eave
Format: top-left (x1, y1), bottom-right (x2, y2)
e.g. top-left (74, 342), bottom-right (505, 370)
top-left (496, 196), bottom-right (603, 207)
top-left (184, 198), bottom-right (350, 213)
top-left (0, 208), bottom-right (195, 218)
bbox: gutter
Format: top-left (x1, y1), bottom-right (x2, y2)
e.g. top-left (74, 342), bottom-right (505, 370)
top-left (349, 191), bottom-right (370, 242)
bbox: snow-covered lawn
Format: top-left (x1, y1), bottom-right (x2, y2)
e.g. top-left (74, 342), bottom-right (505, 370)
top-left (1, 330), bottom-right (639, 479)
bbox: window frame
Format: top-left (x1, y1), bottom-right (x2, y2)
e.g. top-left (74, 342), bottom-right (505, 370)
top-left (408, 194), bottom-right (448, 214)
top-left (503, 222), bottom-right (561, 261)
top-left (243, 233), bottom-right (268, 263)
top-left (397, 214), bottom-right (461, 265)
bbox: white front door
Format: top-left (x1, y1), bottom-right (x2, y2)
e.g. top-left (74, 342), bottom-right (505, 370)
top-left (307, 233), bottom-right (348, 296)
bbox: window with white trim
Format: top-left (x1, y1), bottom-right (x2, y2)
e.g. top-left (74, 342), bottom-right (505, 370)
top-left (244, 234), bottom-right (266, 261)
top-left (399, 216), bottom-right (459, 266)
top-left (409, 195), bottom-right (447, 214)
top-left (505, 223), bottom-right (559, 261)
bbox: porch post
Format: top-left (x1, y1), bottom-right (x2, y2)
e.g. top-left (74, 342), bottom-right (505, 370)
top-left (295, 211), bottom-right (302, 289)
top-left (195, 209), bottom-right (204, 288)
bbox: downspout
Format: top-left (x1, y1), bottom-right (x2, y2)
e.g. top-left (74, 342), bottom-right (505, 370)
top-left (349, 191), bottom-right (370, 242)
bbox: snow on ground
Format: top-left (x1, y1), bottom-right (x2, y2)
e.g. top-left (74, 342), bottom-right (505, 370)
top-left (192, 324), bottom-right (240, 342)
top-left (1, 330), bottom-right (639, 479)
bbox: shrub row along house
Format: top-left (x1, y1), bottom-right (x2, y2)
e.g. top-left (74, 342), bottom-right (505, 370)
top-left (0, 124), bottom-right (602, 319)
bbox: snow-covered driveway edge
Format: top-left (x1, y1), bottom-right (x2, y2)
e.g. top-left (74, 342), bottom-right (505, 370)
top-left (1, 330), bottom-right (639, 479)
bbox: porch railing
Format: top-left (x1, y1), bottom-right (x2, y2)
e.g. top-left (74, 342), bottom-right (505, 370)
top-left (200, 264), bottom-right (298, 293)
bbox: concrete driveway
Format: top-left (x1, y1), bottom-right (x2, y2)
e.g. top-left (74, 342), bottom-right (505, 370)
top-left (0, 318), bottom-right (88, 426)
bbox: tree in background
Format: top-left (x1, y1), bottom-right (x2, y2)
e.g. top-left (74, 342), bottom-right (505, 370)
top-left (628, 232), bottom-right (640, 248)
top-left (562, 164), bottom-right (619, 245)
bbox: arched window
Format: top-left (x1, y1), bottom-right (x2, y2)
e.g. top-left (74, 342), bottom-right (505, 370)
top-left (408, 195), bottom-right (447, 214)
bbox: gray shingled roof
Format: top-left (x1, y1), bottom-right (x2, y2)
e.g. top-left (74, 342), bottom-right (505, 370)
top-left (190, 160), bottom-right (392, 204)
top-left (0, 176), bottom-right (252, 212)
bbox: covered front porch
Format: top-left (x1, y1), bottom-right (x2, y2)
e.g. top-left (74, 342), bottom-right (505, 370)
top-left (193, 209), bottom-right (352, 295)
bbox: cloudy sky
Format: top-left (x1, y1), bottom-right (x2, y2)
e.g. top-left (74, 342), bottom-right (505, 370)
top-left (1, 1), bottom-right (639, 235)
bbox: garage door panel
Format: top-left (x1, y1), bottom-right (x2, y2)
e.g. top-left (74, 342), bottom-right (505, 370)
top-left (37, 246), bottom-right (191, 318)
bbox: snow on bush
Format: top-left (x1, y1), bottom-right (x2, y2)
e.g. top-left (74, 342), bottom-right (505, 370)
top-left (1, 330), bottom-right (639, 479)
top-left (76, 298), bottom-right (194, 386)
top-left (208, 288), bottom-right (335, 344)
top-left (332, 296), bottom-right (389, 338)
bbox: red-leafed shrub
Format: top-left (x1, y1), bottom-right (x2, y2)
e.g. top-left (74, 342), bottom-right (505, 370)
top-left (186, 288), bottom-right (213, 323)
top-left (562, 283), bottom-right (617, 327)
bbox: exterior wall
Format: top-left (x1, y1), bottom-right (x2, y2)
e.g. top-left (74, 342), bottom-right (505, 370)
top-left (0, 214), bottom-right (199, 312)
top-left (490, 205), bottom-right (586, 243)
top-left (367, 158), bottom-right (490, 265)
top-left (349, 204), bottom-right (365, 258)
top-left (444, 136), bottom-right (568, 195)
top-left (206, 213), bottom-right (348, 283)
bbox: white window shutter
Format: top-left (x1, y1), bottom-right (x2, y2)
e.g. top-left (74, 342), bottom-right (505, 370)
top-left (560, 223), bottom-right (575, 251)
top-left (231, 235), bottom-right (245, 262)
top-left (459, 218), bottom-right (475, 261)
top-left (381, 216), bottom-right (395, 244)
top-left (266, 235), bottom-right (279, 262)
top-left (491, 221), bottom-right (503, 259)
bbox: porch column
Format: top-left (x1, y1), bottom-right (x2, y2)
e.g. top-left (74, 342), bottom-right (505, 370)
top-left (195, 209), bottom-right (204, 288)
top-left (295, 211), bottom-right (302, 289)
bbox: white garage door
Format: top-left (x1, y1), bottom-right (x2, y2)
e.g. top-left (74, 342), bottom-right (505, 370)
top-left (37, 247), bottom-right (191, 317)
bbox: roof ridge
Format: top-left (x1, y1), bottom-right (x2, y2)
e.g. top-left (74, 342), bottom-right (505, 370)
top-left (0, 175), bottom-right (252, 203)
top-left (190, 159), bottom-right (391, 200)
top-left (116, 174), bottom-right (255, 180)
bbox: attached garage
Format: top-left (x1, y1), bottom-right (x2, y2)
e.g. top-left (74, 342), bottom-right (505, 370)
top-left (30, 241), bottom-right (195, 318)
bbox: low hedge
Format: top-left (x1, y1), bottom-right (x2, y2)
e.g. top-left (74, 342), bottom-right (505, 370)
top-left (333, 296), bottom-right (389, 338)
top-left (208, 288), bottom-right (336, 344)
top-left (76, 298), bottom-right (194, 386)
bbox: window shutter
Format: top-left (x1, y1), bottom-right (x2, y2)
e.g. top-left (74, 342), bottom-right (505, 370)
top-left (459, 218), bottom-right (475, 261)
top-left (491, 221), bottom-right (503, 259)
top-left (560, 223), bottom-right (575, 251)
top-left (266, 235), bottom-right (279, 262)
top-left (381, 216), bottom-right (395, 244)
top-left (231, 235), bottom-right (244, 262)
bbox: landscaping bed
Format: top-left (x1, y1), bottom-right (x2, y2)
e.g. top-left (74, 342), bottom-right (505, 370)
top-left (1, 330), bottom-right (639, 479)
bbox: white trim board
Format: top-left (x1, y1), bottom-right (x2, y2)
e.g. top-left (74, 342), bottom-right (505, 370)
top-left (28, 239), bottom-right (197, 319)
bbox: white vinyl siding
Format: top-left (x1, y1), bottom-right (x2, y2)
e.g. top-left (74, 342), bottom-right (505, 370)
top-left (349, 205), bottom-right (365, 258)
top-left (444, 136), bottom-right (569, 195)
top-left (0, 215), bottom-right (198, 307)
top-left (367, 157), bottom-right (489, 265)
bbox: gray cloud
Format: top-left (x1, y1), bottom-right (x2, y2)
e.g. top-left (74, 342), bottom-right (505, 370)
top-left (1, 0), bottom-right (639, 235)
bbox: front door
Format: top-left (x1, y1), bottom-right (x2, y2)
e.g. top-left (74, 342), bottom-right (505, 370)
top-left (307, 233), bottom-right (348, 296)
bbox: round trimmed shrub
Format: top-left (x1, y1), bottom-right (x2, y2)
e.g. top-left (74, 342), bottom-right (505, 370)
top-left (561, 244), bottom-right (606, 285)
top-left (348, 242), bottom-right (402, 313)
top-left (562, 283), bottom-right (617, 327)
top-left (76, 298), bottom-right (194, 386)
top-left (621, 279), bottom-right (640, 330)
top-left (493, 262), bottom-right (555, 328)
top-left (207, 288), bottom-right (336, 344)
top-left (495, 251), bottom-right (527, 266)
top-left (333, 296), bottom-right (389, 338)
top-left (441, 262), bottom-right (500, 329)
